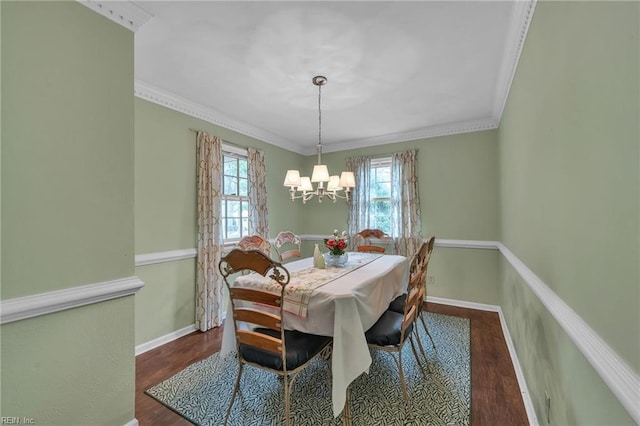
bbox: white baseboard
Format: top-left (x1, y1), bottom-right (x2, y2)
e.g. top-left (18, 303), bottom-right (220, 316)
top-left (426, 295), bottom-right (500, 312)
top-left (135, 324), bottom-right (197, 355)
top-left (426, 295), bottom-right (538, 425)
top-left (497, 306), bottom-right (540, 425)
top-left (122, 419), bottom-right (138, 426)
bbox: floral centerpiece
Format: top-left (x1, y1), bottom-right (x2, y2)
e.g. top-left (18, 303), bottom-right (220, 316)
top-left (323, 229), bottom-right (349, 267)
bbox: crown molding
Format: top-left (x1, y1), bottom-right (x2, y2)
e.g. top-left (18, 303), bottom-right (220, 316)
top-left (134, 81), bottom-right (306, 155)
top-left (77, 0), bottom-right (153, 32)
top-left (492, 0), bottom-right (537, 123)
top-left (128, 2), bottom-right (534, 155)
top-left (135, 79), bottom-right (500, 156)
top-left (319, 118), bottom-right (499, 154)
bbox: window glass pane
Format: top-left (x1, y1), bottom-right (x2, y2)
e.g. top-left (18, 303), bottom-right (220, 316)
top-left (370, 200), bottom-right (391, 234)
top-left (224, 156), bottom-right (237, 176)
top-left (241, 218), bottom-right (249, 237)
top-left (377, 166), bottom-right (390, 182)
top-left (238, 159), bottom-right (248, 178)
top-left (227, 200), bottom-right (240, 217)
top-left (227, 218), bottom-right (240, 239)
top-left (371, 166), bottom-right (391, 198)
top-left (239, 177), bottom-right (248, 197)
top-left (224, 177), bottom-right (238, 195)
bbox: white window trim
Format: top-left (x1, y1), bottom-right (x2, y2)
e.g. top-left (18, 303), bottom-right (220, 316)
top-left (221, 143), bottom-right (250, 244)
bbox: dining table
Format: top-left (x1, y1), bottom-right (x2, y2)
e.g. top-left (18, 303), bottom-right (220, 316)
top-left (219, 251), bottom-right (409, 417)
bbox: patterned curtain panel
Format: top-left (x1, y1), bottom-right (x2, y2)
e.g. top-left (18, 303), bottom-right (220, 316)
top-left (195, 132), bottom-right (225, 331)
top-left (391, 149), bottom-right (423, 257)
top-left (346, 155), bottom-right (372, 243)
top-left (247, 147), bottom-right (269, 238)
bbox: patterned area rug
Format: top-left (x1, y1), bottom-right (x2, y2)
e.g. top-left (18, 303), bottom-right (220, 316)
top-left (145, 312), bottom-right (470, 425)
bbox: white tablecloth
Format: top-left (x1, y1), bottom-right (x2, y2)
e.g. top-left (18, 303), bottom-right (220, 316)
top-left (220, 252), bottom-right (409, 417)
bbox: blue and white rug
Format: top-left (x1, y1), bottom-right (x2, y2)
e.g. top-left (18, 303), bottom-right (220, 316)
top-left (145, 312), bottom-right (470, 425)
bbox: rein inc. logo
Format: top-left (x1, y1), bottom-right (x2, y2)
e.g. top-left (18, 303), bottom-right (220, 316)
top-left (1, 418), bottom-right (35, 425)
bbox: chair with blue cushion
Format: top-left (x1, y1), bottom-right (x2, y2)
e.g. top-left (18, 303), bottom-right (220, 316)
top-left (219, 249), bottom-right (332, 426)
top-left (364, 253), bottom-right (426, 415)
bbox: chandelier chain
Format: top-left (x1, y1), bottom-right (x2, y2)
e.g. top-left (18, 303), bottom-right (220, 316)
top-left (318, 84), bottom-right (322, 153)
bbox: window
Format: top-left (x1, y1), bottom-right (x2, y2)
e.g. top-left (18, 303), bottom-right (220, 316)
top-left (221, 148), bottom-right (249, 243)
top-left (369, 157), bottom-right (391, 234)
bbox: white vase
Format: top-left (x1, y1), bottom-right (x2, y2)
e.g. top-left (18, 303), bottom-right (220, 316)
top-left (313, 244), bottom-right (322, 268)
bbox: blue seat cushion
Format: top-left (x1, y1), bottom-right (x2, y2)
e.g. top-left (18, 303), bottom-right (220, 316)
top-left (365, 310), bottom-right (413, 346)
top-left (388, 293), bottom-right (407, 313)
top-left (239, 329), bottom-right (332, 371)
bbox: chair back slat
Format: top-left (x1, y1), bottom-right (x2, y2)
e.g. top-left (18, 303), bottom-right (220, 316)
top-left (220, 249), bottom-right (290, 285)
top-left (237, 330), bottom-right (282, 354)
top-left (233, 307), bottom-right (281, 331)
top-left (279, 249), bottom-right (301, 261)
top-left (356, 245), bottom-right (386, 253)
top-left (354, 228), bottom-right (391, 253)
top-left (230, 287), bottom-right (281, 306)
top-left (402, 304), bottom-right (417, 330)
top-left (358, 229), bottom-right (387, 239)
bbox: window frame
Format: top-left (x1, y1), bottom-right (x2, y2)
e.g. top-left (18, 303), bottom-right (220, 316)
top-left (220, 144), bottom-right (250, 245)
top-left (368, 156), bottom-right (392, 235)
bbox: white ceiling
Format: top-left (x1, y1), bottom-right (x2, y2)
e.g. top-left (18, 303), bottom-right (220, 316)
top-left (87, 1), bottom-right (535, 155)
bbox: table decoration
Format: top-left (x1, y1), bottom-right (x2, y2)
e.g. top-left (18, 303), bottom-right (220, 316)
top-left (324, 229), bottom-right (349, 267)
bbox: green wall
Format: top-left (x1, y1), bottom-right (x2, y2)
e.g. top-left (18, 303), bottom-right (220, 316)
top-left (498, 1), bottom-right (638, 424)
top-left (134, 97), bottom-right (305, 344)
top-left (1, 2), bottom-right (136, 424)
top-left (302, 130), bottom-right (501, 304)
top-left (303, 130), bottom-right (500, 240)
top-left (134, 95), bottom-right (502, 345)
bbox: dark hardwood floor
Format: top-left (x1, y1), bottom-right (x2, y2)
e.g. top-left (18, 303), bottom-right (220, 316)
top-left (135, 302), bottom-right (529, 425)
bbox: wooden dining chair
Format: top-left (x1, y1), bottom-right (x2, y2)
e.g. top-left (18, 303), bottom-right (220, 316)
top-left (219, 249), bottom-right (333, 426)
top-left (364, 254), bottom-right (426, 415)
top-left (236, 234), bottom-right (272, 257)
top-left (353, 228), bottom-right (391, 253)
top-left (273, 231), bottom-right (301, 262)
top-left (388, 236), bottom-right (437, 350)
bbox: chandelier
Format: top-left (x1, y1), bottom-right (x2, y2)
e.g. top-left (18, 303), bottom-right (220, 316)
top-left (283, 76), bottom-right (356, 204)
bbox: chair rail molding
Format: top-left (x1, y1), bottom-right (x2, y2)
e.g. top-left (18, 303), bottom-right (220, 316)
top-left (135, 248), bottom-right (198, 266)
top-left (497, 243), bottom-right (640, 424)
top-left (0, 276), bottom-right (144, 324)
